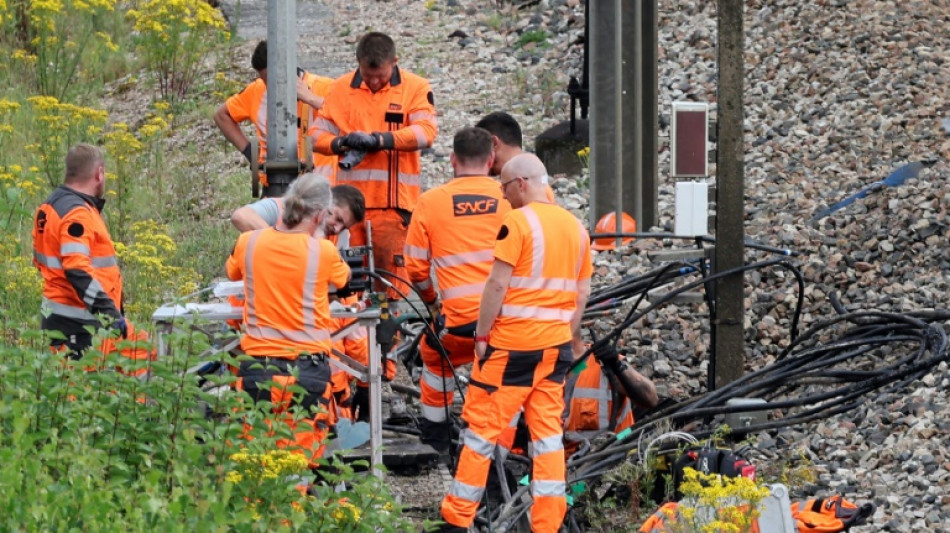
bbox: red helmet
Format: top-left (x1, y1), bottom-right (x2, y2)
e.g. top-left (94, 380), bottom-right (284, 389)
top-left (591, 212), bottom-right (636, 251)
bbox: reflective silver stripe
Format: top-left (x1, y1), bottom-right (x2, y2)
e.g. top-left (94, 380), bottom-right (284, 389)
top-left (440, 282), bottom-right (484, 301)
top-left (573, 369), bottom-right (612, 430)
top-left (256, 89), bottom-right (268, 140)
top-left (61, 243), bottom-right (90, 256)
top-left (798, 501), bottom-right (808, 512)
top-left (41, 297), bottom-right (96, 321)
top-left (449, 479), bottom-right (484, 503)
top-left (299, 237), bottom-right (321, 335)
top-left (346, 326), bottom-right (367, 340)
top-left (398, 171), bottom-right (421, 187)
top-left (91, 256), bottom-right (118, 268)
top-left (461, 428), bottom-right (495, 459)
top-left (244, 231), bottom-right (263, 328)
top-left (404, 244), bottom-right (429, 259)
top-left (432, 249), bottom-right (494, 269)
top-left (421, 403), bottom-right (448, 422)
top-left (413, 278), bottom-right (433, 291)
top-left (409, 124), bottom-right (430, 148)
top-left (33, 251), bottom-right (63, 269)
top-left (530, 434), bottom-right (564, 457)
top-left (244, 324), bottom-right (331, 343)
top-left (409, 111), bottom-right (436, 123)
top-left (315, 117), bottom-right (339, 136)
top-left (339, 168), bottom-right (390, 182)
top-left (531, 480), bottom-right (566, 498)
top-left (522, 206), bottom-right (545, 278)
top-left (312, 164), bottom-right (335, 178)
top-left (508, 276), bottom-right (577, 292)
top-left (509, 412), bottom-right (521, 427)
top-left (422, 366), bottom-right (455, 392)
top-left (83, 278), bottom-right (106, 307)
top-left (500, 304), bottom-right (573, 322)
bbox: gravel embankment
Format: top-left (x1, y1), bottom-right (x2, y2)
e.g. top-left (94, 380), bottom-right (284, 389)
top-left (206, 1), bottom-right (950, 530)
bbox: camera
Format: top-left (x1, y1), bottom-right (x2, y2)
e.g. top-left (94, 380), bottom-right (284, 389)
top-left (338, 149), bottom-right (367, 170)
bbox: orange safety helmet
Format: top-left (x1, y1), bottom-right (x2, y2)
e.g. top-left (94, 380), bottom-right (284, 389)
top-left (591, 212), bottom-right (636, 251)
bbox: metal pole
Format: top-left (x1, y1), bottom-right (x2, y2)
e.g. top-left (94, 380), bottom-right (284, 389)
top-left (641, 0), bottom-right (659, 228)
top-left (589, 0), bottom-right (621, 232)
top-left (622, 0), bottom-right (641, 234)
top-left (714, 0), bottom-right (745, 388)
top-left (265, 1), bottom-right (299, 198)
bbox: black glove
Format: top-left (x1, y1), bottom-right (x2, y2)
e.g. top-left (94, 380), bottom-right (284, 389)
top-left (110, 316), bottom-right (128, 339)
top-left (342, 132), bottom-right (381, 152)
top-left (335, 282), bottom-right (355, 299)
top-left (592, 342), bottom-right (623, 373)
top-left (241, 143), bottom-right (253, 162)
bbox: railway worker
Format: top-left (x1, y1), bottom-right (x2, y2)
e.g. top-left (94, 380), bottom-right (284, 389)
top-left (32, 143), bottom-right (152, 371)
top-left (404, 126), bottom-right (512, 453)
top-left (214, 40), bottom-right (336, 197)
top-left (225, 174), bottom-right (349, 466)
top-left (439, 153), bottom-right (592, 533)
top-left (310, 31), bottom-right (438, 301)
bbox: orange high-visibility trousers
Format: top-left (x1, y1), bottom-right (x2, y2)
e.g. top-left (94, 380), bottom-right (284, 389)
top-left (419, 330), bottom-right (475, 423)
top-left (441, 342), bottom-right (572, 533)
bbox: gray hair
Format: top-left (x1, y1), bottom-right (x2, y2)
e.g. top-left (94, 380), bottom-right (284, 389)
top-left (281, 173), bottom-right (331, 227)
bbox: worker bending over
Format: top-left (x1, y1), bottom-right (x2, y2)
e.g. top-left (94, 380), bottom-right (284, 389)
top-left (32, 143), bottom-right (152, 370)
top-left (404, 126), bottom-right (511, 453)
top-left (440, 153), bottom-right (592, 533)
top-left (225, 174), bottom-right (349, 467)
top-left (563, 343), bottom-right (658, 454)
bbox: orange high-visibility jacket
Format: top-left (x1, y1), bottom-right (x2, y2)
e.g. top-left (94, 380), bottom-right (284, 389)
top-left (226, 228), bottom-right (350, 358)
top-left (311, 66), bottom-right (438, 210)
top-left (404, 176), bottom-right (511, 327)
top-left (225, 72), bottom-right (336, 179)
top-left (564, 356), bottom-right (634, 439)
top-left (32, 186), bottom-right (122, 335)
top-left (491, 202), bottom-right (593, 350)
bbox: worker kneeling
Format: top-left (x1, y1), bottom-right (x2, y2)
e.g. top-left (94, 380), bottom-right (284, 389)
top-left (226, 174), bottom-right (350, 467)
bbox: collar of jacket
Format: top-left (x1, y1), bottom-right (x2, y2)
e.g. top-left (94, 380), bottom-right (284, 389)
top-left (350, 65), bottom-right (403, 89)
top-left (60, 185), bottom-right (106, 212)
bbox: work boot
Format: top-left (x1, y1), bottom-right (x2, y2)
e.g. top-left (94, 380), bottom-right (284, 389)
top-left (353, 386), bottom-right (370, 422)
top-left (418, 418), bottom-right (454, 455)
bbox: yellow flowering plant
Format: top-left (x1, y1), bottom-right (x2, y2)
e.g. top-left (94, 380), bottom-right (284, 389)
top-left (3, 0), bottom-right (121, 100)
top-left (25, 96), bottom-right (107, 188)
top-left (654, 467), bottom-right (773, 533)
top-left (126, 0), bottom-right (230, 102)
top-left (114, 220), bottom-right (199, 321)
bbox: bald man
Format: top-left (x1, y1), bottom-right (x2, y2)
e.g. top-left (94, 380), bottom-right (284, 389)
top-left (440, 153), bottom-right (592, 533)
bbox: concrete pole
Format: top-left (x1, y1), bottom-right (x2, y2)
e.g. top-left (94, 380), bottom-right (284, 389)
top-left (640, 0), bottom-right (659, 228)
top-left (713, 0), bottom-right (745, 388)
top-left (622, 0), bottom-right (642, 231)
top-left (265, 1), bottom-right (299, 197)
top-left (589, 0), bottom-right (622, 235)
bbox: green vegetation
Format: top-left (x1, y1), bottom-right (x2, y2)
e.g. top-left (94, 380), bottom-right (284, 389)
top-left (0, 1), bottom-right (408, 529)
top-left (515, 29), bottom-right (549, 49)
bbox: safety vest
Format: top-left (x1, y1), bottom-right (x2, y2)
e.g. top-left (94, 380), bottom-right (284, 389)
top-left (225, 73), bottom-right (337, 185)
top-left (490, 202), bottom-right (593, 350)
top-left (564, 357), bottom-right (633, 440)
top-left (32, 186), bottom-right (122, 334)
top-left (225, 228), bottom-right (350, 357)
top-left (404, 176), bottom-right (511, 327)
top-left (312, 66), bottom-right (438, 210)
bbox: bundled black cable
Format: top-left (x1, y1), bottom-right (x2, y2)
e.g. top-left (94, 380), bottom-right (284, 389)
top-left (566, 310), bottom-right (950, 487)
